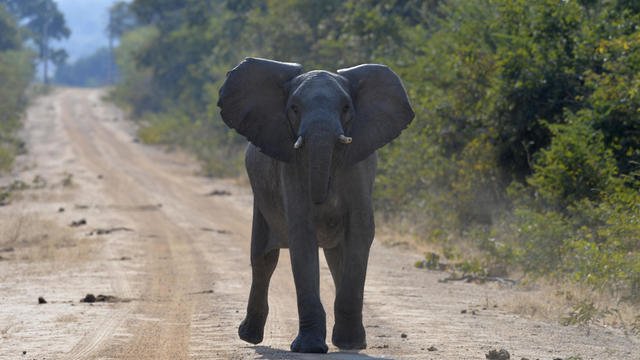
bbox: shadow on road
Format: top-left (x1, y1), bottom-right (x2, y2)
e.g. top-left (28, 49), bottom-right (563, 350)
top-left (250, 346), bottom-right (394, 360)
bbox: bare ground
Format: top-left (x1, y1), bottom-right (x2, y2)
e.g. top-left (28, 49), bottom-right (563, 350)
top-left (0, 88), bottom-right (638, 359)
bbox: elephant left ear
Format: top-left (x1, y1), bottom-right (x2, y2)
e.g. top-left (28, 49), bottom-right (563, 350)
top-left (337, 64), bottom-right (414, 165)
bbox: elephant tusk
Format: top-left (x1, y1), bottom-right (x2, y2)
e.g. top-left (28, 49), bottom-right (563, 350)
top-left (338, 134), bottom-right (352, 144)
top-left (293, 136), bottom-right (303, 149)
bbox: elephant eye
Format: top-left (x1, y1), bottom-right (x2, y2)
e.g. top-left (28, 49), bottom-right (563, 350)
top-left (291, 104), bottom-right (299, 114)
top-left (342, 105), bottom-right (350, 114)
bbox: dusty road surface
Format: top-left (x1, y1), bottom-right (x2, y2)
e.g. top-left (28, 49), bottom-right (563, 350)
top-left (1, 88), bottom-right (639, 359)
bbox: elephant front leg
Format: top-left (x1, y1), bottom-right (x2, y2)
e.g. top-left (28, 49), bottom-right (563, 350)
top-left (239, 207), bottom-right (279, 345)
top-left (331, 214), bottom-right (374, 350)
top-left (239, 249), bottom-right (279, 344)
top-left (288, 222), bottom-right (328, 353)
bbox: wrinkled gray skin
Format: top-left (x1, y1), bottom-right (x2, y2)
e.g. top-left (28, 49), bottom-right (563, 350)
top-left (218, 57), bottom-right (414, 353)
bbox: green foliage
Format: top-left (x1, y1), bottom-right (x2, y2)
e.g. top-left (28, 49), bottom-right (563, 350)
top-left (584, 9), bottom-right (640, 174)
top-left (108, 26), bottom-right (159, 115)
top-left (112, 0), bottom-right (640, 303)
top-left (528, 112), bottom-right (619, 208)
top-left (0, 5), bottom-right (20, 51)
top-left (491, 0), bottom-right (587, 180)
top-left (508, 193), bottom-right (640, 299)
top-left (560, 294), bottom-right (620, 336)
top-left (0, 6), bottom-right (36, 174)
top-left (373, 0), bottom-right (640, 302)
top-left (0, 49), bottom-right (34, 119)
top-left (0, 48), bottom-right (35, 174)
top-left (0, 146), bottom-right (14, 172)
top-left (0, 179), bottom-right (31, 204)
top-left (107, 1), bottom-right (138, 39)
top-left (414, 252), bottom-right (444, 270)
top-left (0, 0), bottom-right (71, 67)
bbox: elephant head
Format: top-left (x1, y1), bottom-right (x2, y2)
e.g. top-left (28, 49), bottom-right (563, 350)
top-left (218, 57), bottom-right (414, 204)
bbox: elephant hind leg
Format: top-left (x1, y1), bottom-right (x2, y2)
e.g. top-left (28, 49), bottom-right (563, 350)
top-left (239, 206), bottom-right (280, 345)
top-left (323, 245), bottom-right (344, 291)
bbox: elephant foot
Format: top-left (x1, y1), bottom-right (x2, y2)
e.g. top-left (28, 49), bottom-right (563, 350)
top-left (238, 314), bottom-right (267, 344)
top-left (290, 331), bottom-right (328, 353)
top-left (332, 322), bottom-right (366, 350)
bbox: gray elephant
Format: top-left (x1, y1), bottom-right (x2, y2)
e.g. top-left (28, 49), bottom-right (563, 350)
top-left (217, 57), bottom-right (414, 353)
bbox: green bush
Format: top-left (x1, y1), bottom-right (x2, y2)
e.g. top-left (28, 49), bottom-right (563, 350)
top-left (0, 48), bottom-right (35, 174)
top-left (505, 112), bottom-right (640, 300)
top-left (108, 26), bottom-right (159, 116)
top-left (0, 146), bottom-right (14, 171)
top-left (528, 111), bottom-right (619, 209)
top-left (508, 195), bottom-right (640, 301)
top-left (113, 0), bottom-right (640, 303)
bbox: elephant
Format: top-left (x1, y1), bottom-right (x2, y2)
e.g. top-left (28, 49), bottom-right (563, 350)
top-left (217, 57), bottom-right (414, 353)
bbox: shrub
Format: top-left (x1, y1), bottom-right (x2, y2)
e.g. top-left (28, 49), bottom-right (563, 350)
top-left (0, 146), bottom-right (14, 172)
top-left (527, 111), bottom-right (620, 209)
top-left (0, 48), bottom-right (35, 174)
top-left (505, 112), bottom-right (640, 300)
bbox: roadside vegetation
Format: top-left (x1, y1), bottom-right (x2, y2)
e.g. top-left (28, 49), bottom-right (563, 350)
top-left (109, 0), bottom-right (640, 325)
top-left (0, 5), bottom-right (35, 172)
top-left (0, 0), bottom-right (70, 172)
top-left (0, 0), bottom-right (70, 84)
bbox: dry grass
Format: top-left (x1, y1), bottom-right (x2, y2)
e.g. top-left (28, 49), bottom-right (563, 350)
top-left (375, 220), bottom-right (497, 268)
top-left (0, 320), bottom-right (12, 339)
top-left (230, 173), bottom-right (250, 187)
top-left (0, 213), bottom-right (101, 266)
top-left (377, 223), bottom-right (640, 335)
top-left (375, 219), bottom-right (436, 252)
top-left (504, 281), bottom-right (640, 334)
top-left (54, 314), bottom-right (79, 323)
top-left (504, 285), bottom-right (567, 321)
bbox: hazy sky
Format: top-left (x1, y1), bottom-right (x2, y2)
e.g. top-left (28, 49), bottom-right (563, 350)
top-left (54, 0), bottom-right (130, 62)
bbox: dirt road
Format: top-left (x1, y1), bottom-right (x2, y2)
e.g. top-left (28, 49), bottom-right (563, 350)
top-left (0, 88), bottom-right (638, 359)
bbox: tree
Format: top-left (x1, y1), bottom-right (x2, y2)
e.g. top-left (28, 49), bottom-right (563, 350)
top-left (0, 0), bottom-right (70, 83)
top-left (106, 2), bottom-right (138, 84)
top-left (0, 3), bottom-right (35, 172)
top-left (0, 5), bottom-right (20, 51)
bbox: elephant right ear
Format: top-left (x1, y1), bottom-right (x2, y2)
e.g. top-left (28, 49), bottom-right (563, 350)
top-left (218, 57), bottom-right (303, 162)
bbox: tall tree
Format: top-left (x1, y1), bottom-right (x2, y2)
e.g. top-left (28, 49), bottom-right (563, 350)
top-left (0, 4), bottom-right (20, 51)
top-left (0, 0), bottom-right (70, 83)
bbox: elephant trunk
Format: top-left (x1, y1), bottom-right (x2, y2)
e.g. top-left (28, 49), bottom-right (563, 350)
top-left (308, 136), bottom-right (334, 205)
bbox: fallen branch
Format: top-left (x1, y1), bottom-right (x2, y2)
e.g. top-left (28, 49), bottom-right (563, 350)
top-left (439, 274), bottom-right (516, 285)
top-left (88, 227), bottom-right (134, 236)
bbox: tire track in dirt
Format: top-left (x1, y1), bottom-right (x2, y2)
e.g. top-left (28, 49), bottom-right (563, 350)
top-left (53, 89), bottom-right (299, 358)
top-left (57, 90), bottom-right (206, 358)
top-left (60, 91), bottom-right (138, 360)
